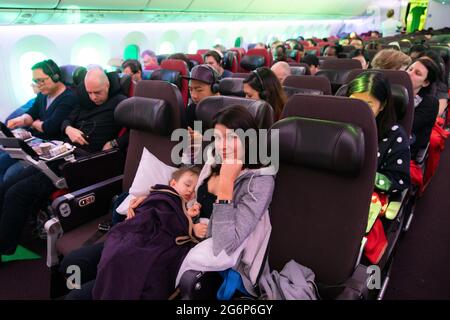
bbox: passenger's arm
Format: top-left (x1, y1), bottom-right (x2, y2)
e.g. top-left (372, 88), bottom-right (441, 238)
top-left (211, 174), bottom-right (275, 256)
top-left (376, 129), bottom-right (411, 193)
top-left (7, 114), bottom-right (33, 129)
top-left (41, 97), bottom-right (75, 136)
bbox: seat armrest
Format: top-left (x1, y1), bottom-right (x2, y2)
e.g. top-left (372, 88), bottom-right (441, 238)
top-left (178, 270), bottom-right (223, 300)
top-left (45, 217), bottom-right (63, 267)
top-left (52, 175), bottom-right (123, 233)
top-left (335, 264), bottom-right (371, 300)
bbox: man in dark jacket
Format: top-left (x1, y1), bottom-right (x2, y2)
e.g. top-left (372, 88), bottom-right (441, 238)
top-left (0, 67), bottom-right (127, 260)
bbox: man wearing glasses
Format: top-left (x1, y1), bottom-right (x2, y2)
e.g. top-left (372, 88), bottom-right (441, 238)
top-left (0, 59), bottom-right (76, 189)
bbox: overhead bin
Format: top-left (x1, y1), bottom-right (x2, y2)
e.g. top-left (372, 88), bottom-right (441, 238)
top-left (0, 0), bottom-right (59, 9)
top-left (187, 0), bottom-right (254, 13)
top-left (58, 0), bottom-right (148, 10)
top-left (144, 0), bottom-right (192, 11)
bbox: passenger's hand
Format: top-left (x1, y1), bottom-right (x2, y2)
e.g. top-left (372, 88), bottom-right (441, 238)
top-left (219, 161), bottom-right (243, 184)
top-left (187, 202), bottom-right (201, 217)
top-left (126, 195), bottom-right (146, 220)
top-left (193, 223), bottom-right (208, 239)
top-left (31, 120), bottom-right (44, 132)
top-left (7, 116), bottom-right (25, 129)
top-left (65, 126), bottom-right (89, 145)
top-left (102, 141), bottom-right (113, 151)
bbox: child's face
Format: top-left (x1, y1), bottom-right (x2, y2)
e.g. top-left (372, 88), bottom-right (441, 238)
top-left (170, 171), bottom-right (199, 201)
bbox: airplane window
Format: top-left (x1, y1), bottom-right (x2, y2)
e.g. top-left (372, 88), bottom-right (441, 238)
top-left (72, 47), bottom-right (105, 68)
top-left (214, 38), bottom-right (223, 45)
top-left (188, 40), bottom-right (198, 54)
top-left (18, 51), bottom-right (47, 103)
top-left (159, 41), bottom-right (175, 55)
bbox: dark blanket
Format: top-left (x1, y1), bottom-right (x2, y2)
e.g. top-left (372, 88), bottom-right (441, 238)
top-left (92, 185), bottom-right (196, 299)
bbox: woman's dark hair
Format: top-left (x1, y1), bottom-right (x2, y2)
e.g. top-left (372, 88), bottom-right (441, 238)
top-left (243, 67), bottom-right (287, 120)
top-left (211, 105), bottom-right (265, 171)
top-left (347, 71), bottom-right (397, 140)
top-left (423, 50), bottom-right (447, 85)
top-left (408, 57), bottom-right (440, 96)
top-left (121, 59), bottom-right (142, 74)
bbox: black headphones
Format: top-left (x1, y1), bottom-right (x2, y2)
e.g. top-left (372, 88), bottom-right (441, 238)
top-left (204, 64), bottom-right (220, 94)
top-left (252, 67), bottom-right (268, 100)
top-left (44, 59), bottom-right (61, 83)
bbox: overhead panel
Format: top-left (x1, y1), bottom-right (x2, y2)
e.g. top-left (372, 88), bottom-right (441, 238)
top-left (13, 10), bottom-right (54, 24)
top-left (58, 0), bottom-right (148, 10)
top-left (0, 9), bottom-right (20, 25)
top-left (0, 0), bottom-right (59, 9)
top-left (145, 0), bottom-right (192, 11)
top-left (187, 0), bottom-right (254, 13)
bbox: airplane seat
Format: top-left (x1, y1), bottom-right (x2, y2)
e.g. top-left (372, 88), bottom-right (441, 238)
top-left (196, 96), bottom-right (274, 130)
top-left (290, 65), bottom-right (311, 76)
top-left (118, 73), bottom-right (134, 97)
top-left (46, 95), bottom-right (184, 297)
top-left (316, 69), bottom-right (358, 94)
top-left (275, 94), bottom-right (378, 299)
top-left (240, 55), bottom-right (265, 72)
top-left (160, 59), bottom-right (190, 106)
top-left (246, 48), bottom-right (272, 67)
top-left (196, 49), bottom-right (210, 56)
top-left (304, 46), bottom-right (321, 57)
top-left (284, 75), bottom-right (332, 95)
top-left (134, 80), bottom-right (185, 130)
top-left (231, 72), bottom-right (252, 79)
top-left (150, 69), bottom-right (182, 88)
top-left (222, 51), bottom-right (237, 73)
top-left (156, 54), bottom-right (170, 65)
top-left (141, 70), bottom-right (153, 80)
top-left (318, 56), bottom-right (338, 67)
top-left (283, 86), bottom-right (323, 98)
top-left (59, 65), bottom-right (83, 88)
top-left (321, 58), bottom-right (363, 70)
top-left (218, 78), bottom-right (245, 97)
top-left (72, 66), bottom-right (88, 87)
top-left (186, 53), bottom-right (204, 67)
top-left (341, 45), bottom-right (356, 53)
top-left (429, 46), bottom-right (450, 82)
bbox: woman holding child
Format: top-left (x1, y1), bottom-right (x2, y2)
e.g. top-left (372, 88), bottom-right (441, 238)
top-left (61, 105), bottom-right (276, 299)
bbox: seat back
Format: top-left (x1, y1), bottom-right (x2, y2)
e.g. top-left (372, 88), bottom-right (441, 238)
top-left (231, 72), bottom-right (251, 79)
top-left (134, 80), bottom-right (185, 130)
top-left (272, 94), bottom-right (377, 286)
top-left (240, 55), bottom-right (266, 72)
top-left (186, 54), bottom-right (204, 67)
top-left (223, 51), bottom-right (238, 73)
top-left (344, 69), bottom-right (414, 135)
top-left (429, 45), bottom-right (450, 82)
top-left (160, 59), bottom-right (190, 106)
top-left (115, 97), bottom-right (182, 191)
top-left (156, 54), bottom-right (170, 65)
top-left (60, 65), bottom-right (84, 88)
top-left (218, 78), bottom-right (245, 97)
top-left (196, 96), bottom-right (274, 130)
top-left (246, 48), bottom-right (272, 67)
top-left (321, 58), bottom-right (362, 70)
top-left (283, 86), bottom-right (322, 98)
top-left (316, 69), bottom-right (357, 94)
top-left (284, 75), bottom-right (332, 95)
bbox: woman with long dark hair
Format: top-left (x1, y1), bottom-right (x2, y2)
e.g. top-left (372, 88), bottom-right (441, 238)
top-left (406, 57), bottom-right (440, 159)
top-left (347, 71), bottom-right (410, 194)
top-left (243, 67), bottom-right (287, 121)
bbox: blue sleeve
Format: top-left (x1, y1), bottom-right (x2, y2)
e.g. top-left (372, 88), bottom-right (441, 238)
top-left (25, 94), bottom-right (43, 120)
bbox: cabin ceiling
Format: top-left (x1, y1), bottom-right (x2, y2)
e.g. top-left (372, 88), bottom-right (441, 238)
top-left (0, 0), bottom-right (375, 25)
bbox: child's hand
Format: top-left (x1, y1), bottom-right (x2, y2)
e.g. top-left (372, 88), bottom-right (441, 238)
top-left (187, 202), bottom-right (201, 217)
top-left (193, 223), bottom-right (208, 239)
top-left (126, 196), bottom-right (146, 220)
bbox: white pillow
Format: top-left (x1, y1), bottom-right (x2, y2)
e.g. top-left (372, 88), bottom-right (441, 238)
top-left (116, 148), bottom-right (177, 215)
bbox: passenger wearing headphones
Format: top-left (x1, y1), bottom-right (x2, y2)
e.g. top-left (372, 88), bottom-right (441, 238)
top-left (0, 59), bottom-right (76, 188)
top-left (204, 50), bottom-right (232, 79)
top-left (121, 59), bottom-right (142, 82)
top-left (183, 64), bottom-right (221, 128)
top-left (243, 67), bottom-right (287, 120)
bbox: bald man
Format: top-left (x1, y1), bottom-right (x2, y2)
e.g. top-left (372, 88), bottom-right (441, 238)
top-left (62, 67), bottom-right (127, 153)
top-left (0, 68), bottom-right (128, 259)
top-left (271, 61), bottom-right (291, 84)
